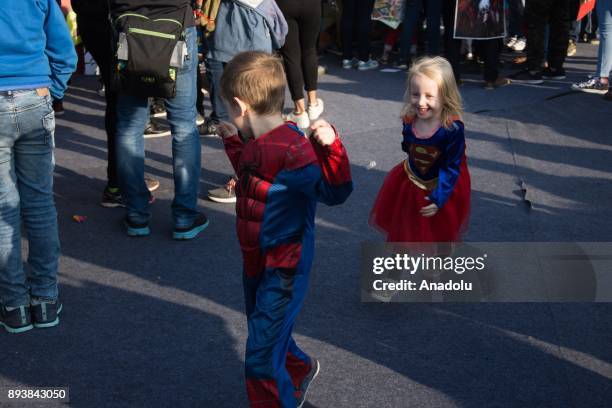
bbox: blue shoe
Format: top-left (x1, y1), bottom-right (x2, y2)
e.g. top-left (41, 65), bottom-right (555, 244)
top-left (31, 298), bottom-right (63, 329)
top-left (124, 217), bottom-right (150, 237)
top-left (0, 304), bottom-right (34, 334)
top-left (173, 213), bottom-right (209, 240)
top-left (297, 358), bottom-right (320, 408)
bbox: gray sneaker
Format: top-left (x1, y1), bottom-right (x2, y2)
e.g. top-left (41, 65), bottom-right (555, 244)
top-left (208, 177), bottom-right (237, 203)
top-left (358, 59), bottom-right (379, 71)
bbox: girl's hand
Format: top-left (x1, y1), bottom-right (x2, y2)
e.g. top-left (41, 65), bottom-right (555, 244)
top-left (420, 198), bottom-right (439, 217)
top-left (217, 121), bottom-right (238, 139)
top-left (310, 119), bottom-right (336, 146)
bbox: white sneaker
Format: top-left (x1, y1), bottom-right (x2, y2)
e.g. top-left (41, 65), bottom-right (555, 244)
top-left (505, 35), bottom-right (518, 48)
top-left (196, 113), bottom-right (205, 126)
top-left (286, 111), bottom-right (310, 129)
top-left (307, 99), bottom-right (324, 121)
top-left (512, 37), bottom-right (526, 52)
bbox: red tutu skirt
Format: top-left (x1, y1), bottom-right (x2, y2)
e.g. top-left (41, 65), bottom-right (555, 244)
top-left (369, 159), bottom-right (471, 242)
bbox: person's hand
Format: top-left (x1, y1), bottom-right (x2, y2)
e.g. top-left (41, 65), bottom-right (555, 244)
top-left (217, 121), bottom-right (238, 139)
top-left (310, 119), bottom-right (336, 146)
top-left (420, 198), bottom-right (439, 217)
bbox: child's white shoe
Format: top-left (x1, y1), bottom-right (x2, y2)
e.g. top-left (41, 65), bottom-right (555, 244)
top-left (286, 111), bottom-right (310, 129)
top-left (307, 99), bottom-right (324, 121)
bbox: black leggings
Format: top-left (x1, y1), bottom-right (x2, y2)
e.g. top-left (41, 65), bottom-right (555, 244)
top-left (341, 0), bottom-right (376, 61)
top-left (277, 0), bottom-right (321, 101)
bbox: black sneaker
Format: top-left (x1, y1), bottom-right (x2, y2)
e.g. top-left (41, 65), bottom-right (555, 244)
top-left (150, 99), bottom-right (166, 118)
top-left (510, 69), bottom-right (543, 84)
top-left (542, 67), bottom-right (566, 80)
top-left (198, 118), bottom-right (220, 137)
top-left (571, 77), bottom-right (609, 94)
top-left (100, 186), bottom-right (124, 208)
top-left (144, 119), bottom-right (171, 138)
top-left (31, 298), bottom-right (63, 329)
top-left (296, 358), bottom-right (320, 408)
top-left (173, 213), bottom-right (209, 240)
top-left (124, 217), bottom-right (150, 237)
top-left (0, 304), bottom-right (33, 334)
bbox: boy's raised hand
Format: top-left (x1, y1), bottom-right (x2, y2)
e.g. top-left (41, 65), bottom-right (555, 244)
top-left (310, 119), bottom-right (336, 146)
top-left (217, 121), bottom-right (238, 139)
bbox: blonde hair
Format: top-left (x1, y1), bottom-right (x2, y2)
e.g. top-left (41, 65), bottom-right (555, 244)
top-left (401, 56), bottom-right (463, 128)
top-left (220, 51), bottom-right (286, 116)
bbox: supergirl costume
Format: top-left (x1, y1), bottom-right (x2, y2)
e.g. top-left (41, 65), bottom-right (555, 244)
top-left (370, 116), bottom-right (471, 242)
top-left (223, 122), bottom-right (352, 407)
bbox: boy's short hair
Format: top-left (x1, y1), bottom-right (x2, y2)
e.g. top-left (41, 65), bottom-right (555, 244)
top-left (220, 51), bottom-right (286, 116)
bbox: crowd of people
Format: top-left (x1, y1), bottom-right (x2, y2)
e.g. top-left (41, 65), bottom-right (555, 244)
top-left (1, 0), bottom-right (610, 407)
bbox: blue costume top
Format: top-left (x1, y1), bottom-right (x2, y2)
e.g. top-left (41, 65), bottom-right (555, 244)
top-left (401, 119), bottom-right (465, 208)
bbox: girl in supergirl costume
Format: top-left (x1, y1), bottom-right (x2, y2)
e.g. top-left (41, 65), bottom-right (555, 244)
top-left (370, 56), bottom-right (471, 242)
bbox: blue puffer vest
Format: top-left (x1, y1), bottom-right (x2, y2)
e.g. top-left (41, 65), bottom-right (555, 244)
top-left (206, 0), bottom-right (287, 63)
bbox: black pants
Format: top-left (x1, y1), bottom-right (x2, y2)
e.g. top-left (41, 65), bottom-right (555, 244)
top-left (341, 0), bottom-right (376, 61)
top-left (442, 0), bottom-right (462, 81)
top-left (525, 0), bottom-right (570, 70)
top-left (475, 39), bottom-right (502, 82)
top-left (442, 1), bottom-right (501, 82)
top-left (77, 15), bottom-right (118, 189)
top-left (277, 0), bottom-right (321, 101)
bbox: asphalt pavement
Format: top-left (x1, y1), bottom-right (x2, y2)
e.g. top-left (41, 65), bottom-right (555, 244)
top-left (1, 42), bottom-right (611, 407)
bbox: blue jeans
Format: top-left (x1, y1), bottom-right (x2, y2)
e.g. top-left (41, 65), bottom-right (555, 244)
top-left (116, 26), bottom-right (201, 228)
top-left (399, 0), bottom-right (443, 58)
top-left (597, 0), bottom-right (612, 78)
top-left (204, 57), bottom-right (228, 122)
top-left (0, 89), bottom-right (60, 308)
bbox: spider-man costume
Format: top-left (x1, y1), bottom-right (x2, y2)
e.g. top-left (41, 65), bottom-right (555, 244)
top-left (223, 122), bottom-right (352, 407)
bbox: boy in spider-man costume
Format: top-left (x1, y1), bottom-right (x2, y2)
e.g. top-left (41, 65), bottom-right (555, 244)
top-left (218, 51), bottom-right (353, 407)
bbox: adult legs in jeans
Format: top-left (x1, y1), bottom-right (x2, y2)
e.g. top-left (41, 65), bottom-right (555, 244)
top-left (399, 0), bottom-right (443, 60)
top-left (399, 0), bottom-right (422, 61)
top-left (116, 27), bottom-right (201, 229)
top-left (596, 0), bottom-right (612, 81)
top-left (0, 91), bottom-right (60, 308)
top-left (204, 57), bottom-right (228, 122)
top-left (341, 0), bottom-right (376, 61)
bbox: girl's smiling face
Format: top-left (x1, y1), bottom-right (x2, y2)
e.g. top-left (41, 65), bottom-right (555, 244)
top-left (410, 73), bottom-right (442, 121)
